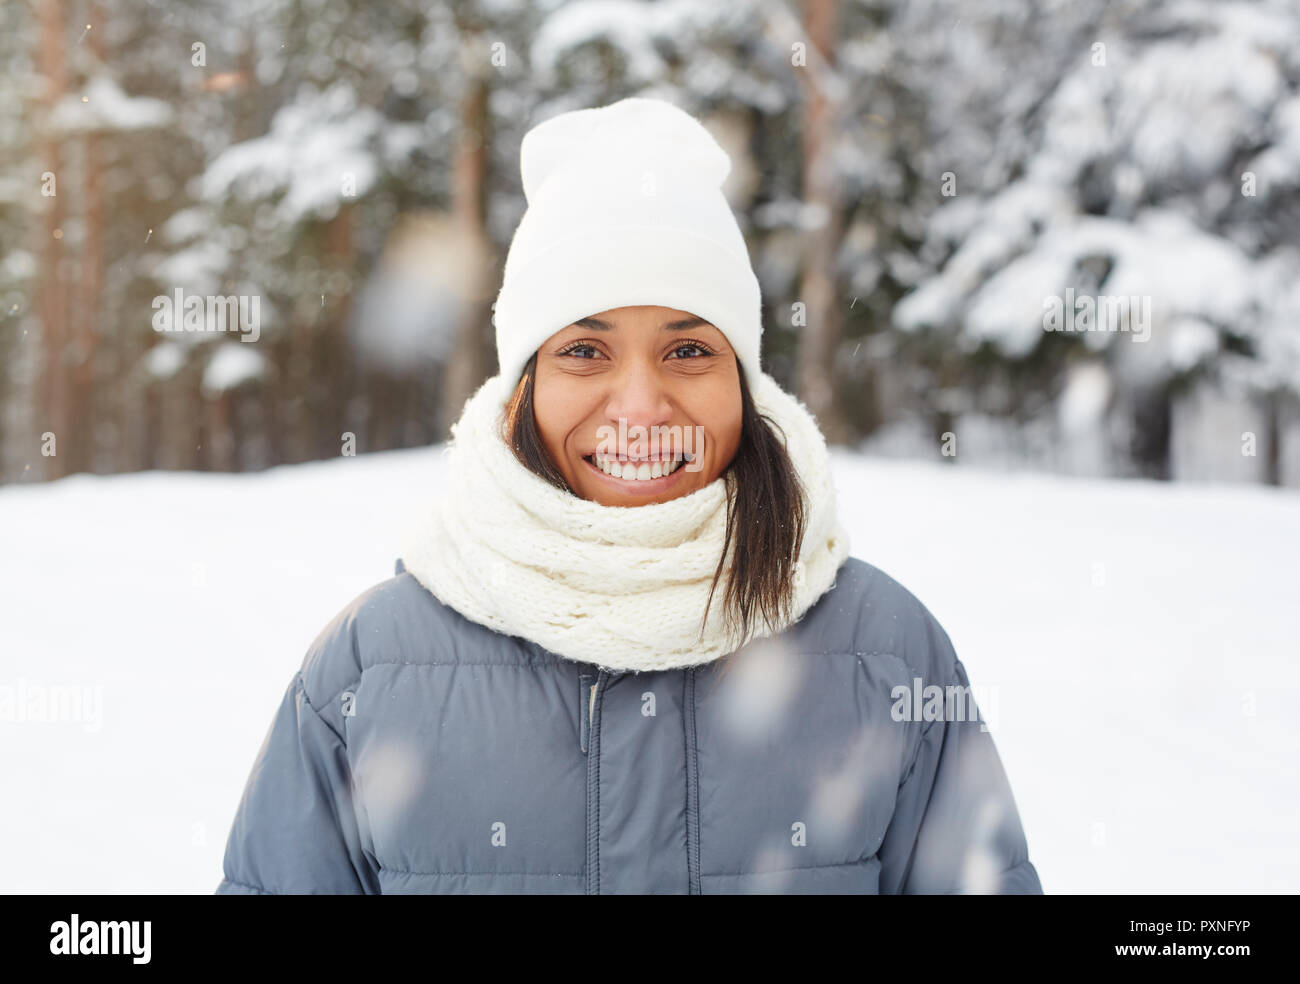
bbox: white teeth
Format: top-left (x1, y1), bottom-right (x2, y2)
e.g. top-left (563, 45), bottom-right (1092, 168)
top-left (590, 454), bottom-right (683, 482)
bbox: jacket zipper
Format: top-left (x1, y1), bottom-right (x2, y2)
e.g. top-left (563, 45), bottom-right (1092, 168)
top-left (579, 673), bottom-right (595, 754)
top-left (684, 666), bottom-right (702, 894)
top-left (584, 670), bottom-right (607, 894)
top-left (582, 669), bottom-right (698, 893)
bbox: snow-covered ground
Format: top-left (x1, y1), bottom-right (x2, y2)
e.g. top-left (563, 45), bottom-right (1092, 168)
top-left (2, 447), bottom-right (1297, 893)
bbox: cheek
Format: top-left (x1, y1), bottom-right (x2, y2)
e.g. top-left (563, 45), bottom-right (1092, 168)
top-left (714, 411), bottom-right (743, 472)
top-left (532, 377), bottom-right (581, 464)
top-left (695, 390), bottom-right (743, 478)
top-left (537, 421), bottom-right (569, 470)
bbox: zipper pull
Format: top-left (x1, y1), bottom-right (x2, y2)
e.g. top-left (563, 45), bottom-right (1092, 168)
top-left (579, 673), bottom-right (595, 754)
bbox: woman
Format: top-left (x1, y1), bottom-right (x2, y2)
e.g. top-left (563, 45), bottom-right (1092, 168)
top-left (216, 97), bottom-right (1041, 894)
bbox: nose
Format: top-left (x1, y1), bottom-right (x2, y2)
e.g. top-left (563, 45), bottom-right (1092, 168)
top-left (603, 360), bottom-right (673, 442)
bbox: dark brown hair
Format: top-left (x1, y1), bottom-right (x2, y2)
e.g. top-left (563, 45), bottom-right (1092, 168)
top-left (503, 353), bottom-right (807, 669)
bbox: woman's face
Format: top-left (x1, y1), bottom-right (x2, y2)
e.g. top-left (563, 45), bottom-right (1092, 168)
top-left (531, 305), bottom-right (744, 506)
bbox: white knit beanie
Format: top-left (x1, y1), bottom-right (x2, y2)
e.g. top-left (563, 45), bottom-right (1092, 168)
top-left (492, 97), bottom-right (763, 395)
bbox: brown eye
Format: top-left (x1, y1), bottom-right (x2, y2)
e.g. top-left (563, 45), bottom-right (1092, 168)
top-left (668, 340), bottom-right (714, 359)
top-left (559, 342), bottom-right (601, 359)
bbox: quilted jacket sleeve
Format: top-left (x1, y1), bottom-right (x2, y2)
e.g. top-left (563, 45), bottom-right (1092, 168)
top-left (215, 669), bottom-right (380, 895)
top-left (876, 607), bottom-right (1043, 895)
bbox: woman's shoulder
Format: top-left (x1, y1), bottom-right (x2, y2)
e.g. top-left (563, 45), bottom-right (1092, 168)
top-left (295, 560), bottom-right (548, 709)
top-left (794, 555), bottom-right (962, 683)
top-left (293, 561), bottom-right (468, 709)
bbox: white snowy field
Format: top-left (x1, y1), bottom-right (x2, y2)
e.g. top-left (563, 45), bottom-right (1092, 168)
top-left (1, 447), bottom-right (1297, 894)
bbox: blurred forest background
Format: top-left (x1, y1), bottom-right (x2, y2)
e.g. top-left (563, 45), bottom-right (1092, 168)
top-left (2, 0), bottom-right (1298, 486)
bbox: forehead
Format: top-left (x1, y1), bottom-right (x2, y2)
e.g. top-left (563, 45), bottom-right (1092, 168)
top-left (560, 307), bottom-right (721, 334)
top-left (587, 304), bottom-right (698, 321)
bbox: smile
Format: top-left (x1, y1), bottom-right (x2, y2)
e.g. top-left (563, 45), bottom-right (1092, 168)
top-left (582, 453), bottom-right (688, 485)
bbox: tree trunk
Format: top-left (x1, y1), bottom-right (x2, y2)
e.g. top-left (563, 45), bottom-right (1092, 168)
top-left (70, 2), bottom-right (108, 475)
top-left (439, 25), bottom-right (497, 435)
top-left (36, 0), bottom-right (69, 479)
top-left (794, 0), bottom-right (849, 444)
top-left (319, 203), bottom-right (354, 461)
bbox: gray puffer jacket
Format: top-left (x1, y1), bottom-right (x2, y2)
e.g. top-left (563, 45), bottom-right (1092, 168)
top-left (216, 556), bottom-right (1042, 894)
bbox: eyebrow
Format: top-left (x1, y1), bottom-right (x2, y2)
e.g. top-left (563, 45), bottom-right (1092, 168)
top-left (573, 316), bottom-right (712, 332)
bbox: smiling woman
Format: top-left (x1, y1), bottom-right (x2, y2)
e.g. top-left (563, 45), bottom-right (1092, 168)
top-left (216, 96), bottom-right (1042, 896)
top-left (412, 320), bottom-right (844, 670)
top-left (528, 307), bottom-right (741, 506)
top-left (502, 304), bottom-right (811, 653)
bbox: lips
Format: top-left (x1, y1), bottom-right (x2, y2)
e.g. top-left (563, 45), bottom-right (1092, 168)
top-left (583, 453), bottom-right (685, 482)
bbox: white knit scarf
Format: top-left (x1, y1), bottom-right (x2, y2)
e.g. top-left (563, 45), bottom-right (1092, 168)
top-left (401, 370), bottom-right (850, 673)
